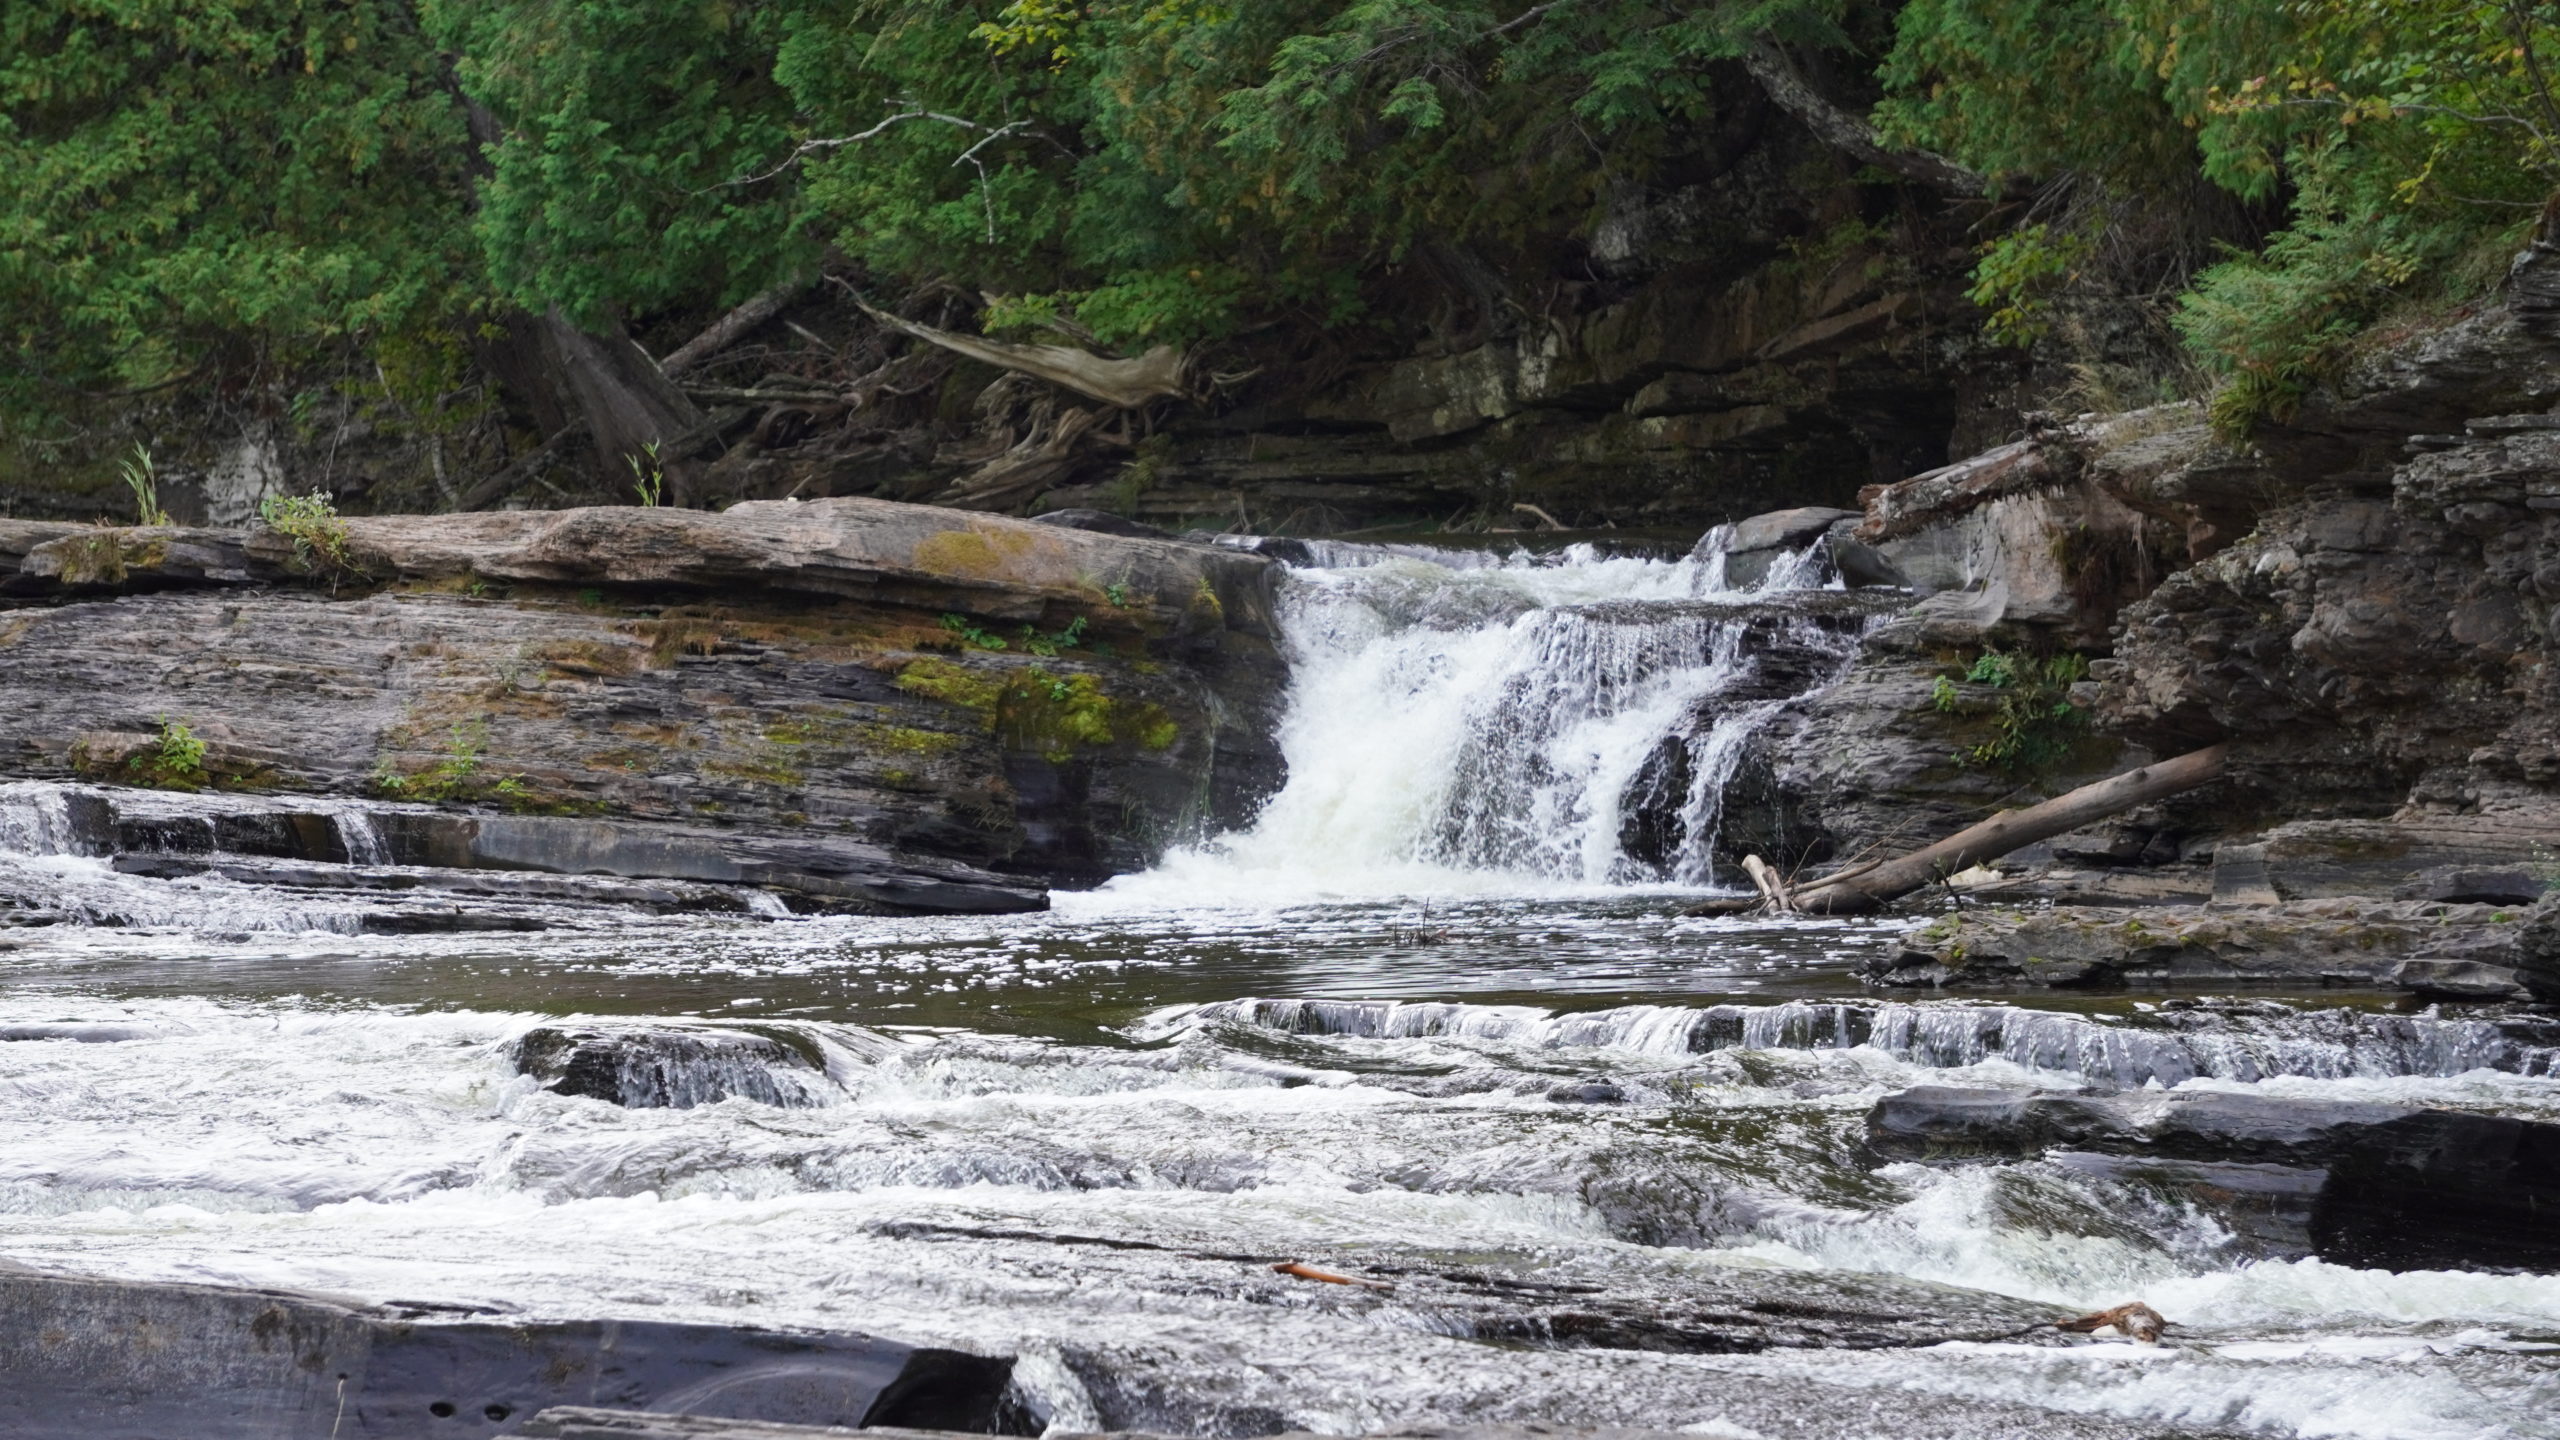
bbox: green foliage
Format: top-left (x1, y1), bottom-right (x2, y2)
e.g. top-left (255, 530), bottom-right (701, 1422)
top-left (1932, 649), bottom-right (2089, 774)
top-left (1021, 615), bottom-right (1089, 657)
top-left (1883, 0), bottom-right (2560, 423)
top-left (627, 440), bottom-right (665, 507)
top-left (11, 0), bottom-right (2553, 457)
top-left (0, 1), bottom-right (482, 433)
top-left (939, 613), bottom-right (1010, 651)
top-left (259, 490), bottom-right (352, 574)
top-left (118, 444), bottom-right (170, 526)
top-left (375, 718), bottom-right (487, 802)
top-left (147, 717), bottom-right (209, 790)
top-left (1968, 224), bottom-right (2091, 348)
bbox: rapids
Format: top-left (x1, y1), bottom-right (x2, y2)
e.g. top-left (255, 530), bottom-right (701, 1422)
top-left (2, 541), bottom-right (2556, 1439)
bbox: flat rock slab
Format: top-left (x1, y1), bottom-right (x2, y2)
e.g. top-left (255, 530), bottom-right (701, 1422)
top-left (1871, 899), bottom-right (2534, 997)
top-left (0, 1268), bottom-right (1014, 1440)
top-left (526, 1402), bottom-right (2240, 1440)
top-left (1, 500), bottom-right (1280, 646)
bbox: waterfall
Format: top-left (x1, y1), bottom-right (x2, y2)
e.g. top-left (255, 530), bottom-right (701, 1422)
top-left (330, 807), bottom-right (391, 866)
top-left (0, 783), bottom-right (82, 858)
top-left (1147, 538), bottom-right (1883, 894)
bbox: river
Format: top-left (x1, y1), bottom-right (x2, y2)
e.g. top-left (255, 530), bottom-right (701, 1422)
top-left (0, 544), bottom-right (2555, 1439)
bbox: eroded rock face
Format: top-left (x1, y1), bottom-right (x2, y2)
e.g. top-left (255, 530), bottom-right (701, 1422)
top-left (0, 499), bottom-right (1288, 898)
top-left (1764, 241), bottom-right (2560, 894)
top-left (2082, 246), bottom-right (2560, 858)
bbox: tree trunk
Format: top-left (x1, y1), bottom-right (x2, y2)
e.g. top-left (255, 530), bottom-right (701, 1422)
top-left (1791, 744), bottom-right (2229, 913)
top-left (444, 93), bottom-right (712, 509)
top-left (537, 307), bottom-right (709, 504)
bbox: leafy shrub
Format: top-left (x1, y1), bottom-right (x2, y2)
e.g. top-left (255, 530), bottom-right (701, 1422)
top-left (259, 490), bottom-right (352, 575)
top-left (1933, 649), bottom-right (2090, 774)
top-left (144, 717), bottom-right (209, 790)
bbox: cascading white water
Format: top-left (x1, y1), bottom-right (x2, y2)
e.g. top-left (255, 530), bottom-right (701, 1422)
top-left (0, 782), bottom-right (82, 857)
top-left (0, 780), bottom-right (369, 932)
top-left (1134, 539), bottom-right (1873, 896)
top-left (1156, 995), bottom-right (2560, 1083)
top-left (331, 807), bottom-right (391, 865)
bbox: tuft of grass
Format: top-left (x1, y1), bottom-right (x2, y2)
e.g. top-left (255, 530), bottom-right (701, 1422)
top-left (119, 443), bottom-right (171, 526)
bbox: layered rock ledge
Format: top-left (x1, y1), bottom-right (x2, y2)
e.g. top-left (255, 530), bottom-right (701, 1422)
top-left (0, 499), bottom-right (1289, 910)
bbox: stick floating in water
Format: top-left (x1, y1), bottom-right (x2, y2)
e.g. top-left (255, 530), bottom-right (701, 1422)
top-left (1271, 1261), bottom-right (1395, 1291)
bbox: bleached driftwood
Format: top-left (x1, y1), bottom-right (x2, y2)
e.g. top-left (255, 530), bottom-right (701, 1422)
top-left (856, 300), bottom-right (1186, 409)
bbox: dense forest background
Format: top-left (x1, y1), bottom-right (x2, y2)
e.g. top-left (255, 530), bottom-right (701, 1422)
top-left (6, 0), bottom-right (2555, 529)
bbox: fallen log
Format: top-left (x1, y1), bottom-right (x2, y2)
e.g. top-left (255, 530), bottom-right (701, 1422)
top-left (853, 298), bottom-right (1186, 409)
top-left (1789, 744), bottom-right (2228, 914)
top-left (660, 275), bottom-right (816, 377)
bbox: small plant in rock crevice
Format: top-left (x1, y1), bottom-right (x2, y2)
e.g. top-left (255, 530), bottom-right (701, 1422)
top-left (143, 717), bottom-right (209, 789)
top-left (1932, 649), bottom-right (2091, 775)
top-left (939, 613), bottom-right (1009, 650)
top-left (1021, 614), bottom-right (1087, 657)
top-left (374, 718), bottom-right (522, 804)
top-left (259, 489), bottom-right (352, 576)
top-left (119, 443), bottom-right (171, 526)
top-left (627, 440), bottom-right (665, 507)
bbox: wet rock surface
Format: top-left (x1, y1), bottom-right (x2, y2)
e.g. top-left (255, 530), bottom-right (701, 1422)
top-left (0, 1268), bottom-right (1018, 1440)
top-left (509, 1025), bottom-right (835, 1110)
top-left (1870, 1085), bottom-right (2560, 1271)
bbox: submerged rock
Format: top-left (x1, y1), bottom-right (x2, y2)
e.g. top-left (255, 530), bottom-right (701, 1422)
top-left (509, 1026), bottom-right (833, 1109)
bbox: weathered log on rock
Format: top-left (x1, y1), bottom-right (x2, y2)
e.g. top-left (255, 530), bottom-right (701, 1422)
top-left (1792, 744), bottom-right (2228, 913)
